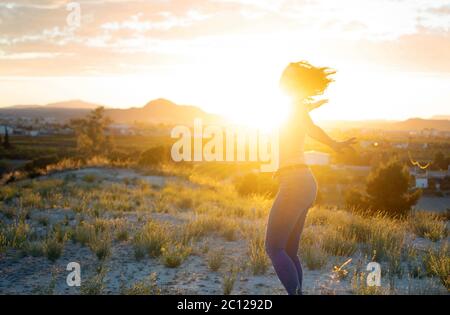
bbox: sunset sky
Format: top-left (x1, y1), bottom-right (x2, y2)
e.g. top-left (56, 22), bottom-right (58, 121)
top-left (0, 0), bottom-right (449, 123)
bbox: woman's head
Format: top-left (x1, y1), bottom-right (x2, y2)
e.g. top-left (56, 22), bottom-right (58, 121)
top-left (279, 61), bottom-right (335, 102)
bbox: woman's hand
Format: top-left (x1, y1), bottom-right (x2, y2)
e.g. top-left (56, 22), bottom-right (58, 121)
top-left (332, 137), bottom-right (357, 153)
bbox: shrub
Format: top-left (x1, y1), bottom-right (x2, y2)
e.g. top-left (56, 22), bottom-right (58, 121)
top-left (115, 228), bottom-right (129, 242)
top-left (363, 222), bottom-right (405, 262)
top-left (248, 234), bottom-right (269, 275)
top-left (180, 216), bottom-right (222, 243)
top-left (89, 236), bottom-right (111, 261)
top-left (301, 244), bottom-right (328, 270)
top-left (161, 242), bottom-right (191, 268)
top-left (222, 268), bottom-right (238, 295)
top-left (0, 185), bottom-right (18, 202)
top-left (207, 249), bottom-right (225, 271)
top-left (133, 221), bottom-right (169, 259)
top-left (72, 222), bottom-right (96, 246)
top-left (138, 146), bottom-right (171, 167)
top-left (80, 265), bottom-right (107, 295)
top-left (321, 230), bottom-right (357, 257)
top-left (70, 107), bottom-right (113, 157)
top-left (345, 159), bottom-right (421, 217)
top-left (43, 237), bottom-right (64, 262)
top-left (0, 159), bottom-right (12, 175)
top-left (121, 273), bottom-right (161, 295)
top-left (82, 174), bottom-right (97, 183)
top-left (234, 173), bottom-right (278, 198)
top-left (2, 221), bottom-right (30, 249)
top-left (424, 244), bottom-right (450, 290)
top-left (25, 241), bottom-right (45, 257)
top-left (23, 155), bottom-right (59, 173)
top-left (409, 211), bottom-right (447, 242)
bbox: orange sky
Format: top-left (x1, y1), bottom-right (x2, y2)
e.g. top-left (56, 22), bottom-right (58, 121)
top-left (0, 0), bottom-right (449, 122)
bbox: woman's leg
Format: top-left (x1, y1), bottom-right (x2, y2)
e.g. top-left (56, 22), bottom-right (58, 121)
top-left (265, 170), bottom-right (317, 295)
top-left (285, 208), bottom-right (308, 293)
top-left (265, 189), bottom-right (304, 295)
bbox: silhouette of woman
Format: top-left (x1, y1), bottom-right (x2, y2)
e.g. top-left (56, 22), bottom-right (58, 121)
top-left (265, 61), bottom-right (356, 295)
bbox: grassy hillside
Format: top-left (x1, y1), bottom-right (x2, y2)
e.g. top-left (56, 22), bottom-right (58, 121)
top-left (0, 165), bottom-right (448, 294)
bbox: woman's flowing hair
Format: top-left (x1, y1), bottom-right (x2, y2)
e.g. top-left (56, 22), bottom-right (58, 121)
top-left (279, 61), bottom-right (336, 103)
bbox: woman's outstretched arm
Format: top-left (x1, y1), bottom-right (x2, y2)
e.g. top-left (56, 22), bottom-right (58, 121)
top-left (303, 110), bottom-right (356, 152)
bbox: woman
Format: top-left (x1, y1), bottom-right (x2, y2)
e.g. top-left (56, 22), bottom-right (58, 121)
top-left (265, 61), bottom-right (356, 295)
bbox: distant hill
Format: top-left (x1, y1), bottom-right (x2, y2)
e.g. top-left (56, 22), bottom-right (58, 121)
top-left (9, 100), bottom-right (104, 110)
top-left (1, 99), bottom-right (448, 130)
top-left (0, 100), bottom-right (105, 122)
top-left (389, 118), bottom-right (450, 131)
top-left (0, 98), bottom-right (225, 125)
top-left (105, 98), bottom-right (224, 125)
top-left (321, 118), bottom-right (450, 131)
top-left (432, 115), bottom-right (450, 120)
top-left (45, 100), bottom-right (105, 109)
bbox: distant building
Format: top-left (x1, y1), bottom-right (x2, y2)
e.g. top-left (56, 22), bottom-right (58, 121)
top-left (427, 170), bottom-right (449, 179)
top-left (359, 140), bottom-right (373, 148)
top-left (392, 142), bottom-right (408, 149)
top-left (108, 123), bottom-right (135, 135)
top-left (0, 126), bottom-right (13, 135)
top-left (304, 151), bottom-right (330, 166)
top-left (415, 176), bottom-right (428, 189)
top-left (411, 167), bottom-right (449, 189)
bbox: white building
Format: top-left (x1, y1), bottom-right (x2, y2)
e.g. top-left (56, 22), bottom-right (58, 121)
top-left (415, 176), bottom-right (428, 188)
top-left (304, 151), bottom-right (330, 166)
top-left (108, 123), bottom-right (135, 135)
top-left (393, 142), bottom-right (408, 149)
top-left (0, 126), bottom-right (13, 135)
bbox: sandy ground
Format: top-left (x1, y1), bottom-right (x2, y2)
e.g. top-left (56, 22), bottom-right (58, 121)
top-left (415, 196), bottom-right (450, 213)
top-left (0, 168), bottom-right (448, 295)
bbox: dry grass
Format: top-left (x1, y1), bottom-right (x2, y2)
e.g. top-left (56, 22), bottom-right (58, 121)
top-left (161, 242), bottom-right (191, 268)
top-left (133, 220), bottom-right (170, 259)
top-left (207, 248), bottom-right (225, 271)
top-left (409, 211), bottom-right (448, 242)
top-left (222, 267), bottom-right (238, 295)
top-left (121, 273), bottom-right (161, 295)
top-left (301, 243), bottom-right (328, 270)
top-left (43, 236), bottom-right (64, 262)
top-left (248, 231), bottom-right (269, 275)
top-left (424, 243), bottom-right (450, 291)
top-left (0, 164), bottom-right (448, 294)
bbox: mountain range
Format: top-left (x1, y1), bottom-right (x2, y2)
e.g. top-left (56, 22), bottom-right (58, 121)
top-left (0, 99), bottom-right (224, 125)
top-left (1, 99), bottom-right (449, 131)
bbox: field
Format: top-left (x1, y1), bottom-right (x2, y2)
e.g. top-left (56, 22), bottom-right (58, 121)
top-left (0, 165), bottom-right (448, 295)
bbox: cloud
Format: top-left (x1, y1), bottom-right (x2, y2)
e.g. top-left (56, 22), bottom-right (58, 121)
top-left (0, 51), bottom-right (71, 59)
top-left (101, 10), bottom-right (212, 32)
top-left (0, 0), bottom-right (449, 77)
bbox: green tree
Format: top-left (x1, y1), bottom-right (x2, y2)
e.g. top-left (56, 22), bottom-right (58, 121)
top-left (70, 107), bottom-right (113, 157)
top-left (138, 146), bottom-right (171, 166)
top-left (2, 126), bottom-right (11, 149)
top-left (432, 152), bottom-right (448, 170)
top-left (346, 159), bottom-right (421, 217)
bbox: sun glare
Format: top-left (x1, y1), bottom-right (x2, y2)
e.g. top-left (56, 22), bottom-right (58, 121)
top-left (226, 91), bottom-right (291, 132)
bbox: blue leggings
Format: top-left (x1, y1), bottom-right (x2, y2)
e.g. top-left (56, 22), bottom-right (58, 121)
top-left (265, 168), bottom-right (317, 295)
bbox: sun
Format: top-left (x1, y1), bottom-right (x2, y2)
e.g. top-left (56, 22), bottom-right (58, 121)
top-left (225, 91), bottom-right (291, 133)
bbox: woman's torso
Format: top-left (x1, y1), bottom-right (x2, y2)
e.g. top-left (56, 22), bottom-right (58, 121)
top-left (278, 108), bottom-right (307, 169)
